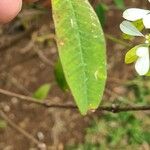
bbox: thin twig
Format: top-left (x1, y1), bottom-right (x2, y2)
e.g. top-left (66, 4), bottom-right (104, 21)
top-left (0, 110), bottom-right (46, 150)
top-left (97, 105), bottom-right (150, 113)
top-left (105, 33), bottom-right (131, 47)
top-left (0, 88), bottom-right (150, 113)
top-left (0, 88), bottom-right (47, 106)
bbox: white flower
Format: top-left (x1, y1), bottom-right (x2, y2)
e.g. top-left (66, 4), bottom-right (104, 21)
top-left (123, 8), bottom-right (150, 29)
top-left (120, 20), bottom-right (144, 36)
top-left (135, 46), bottom-right (150, 75)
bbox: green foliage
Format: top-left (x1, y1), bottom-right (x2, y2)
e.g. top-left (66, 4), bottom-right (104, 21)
top-left (113, 0), bottom-right (125, 9)
top-left (33, 83), bottom-right (51, 100)
top-left (125, 44), bottom-right (148, 64)
top-left (67, 76), bottom-right (150, 149)
top-left (52, 0), bottom-right (107, 115)
top-left (132, 19), bottom-right (144, 32)
top-left (146, 71), bottom-right (150, 76)
top-left (54, 59), bottom-right (68, 91)
top-left (95, 4), bottom-right (107, 27)
top-left (125, 45), bottom-right (139, 64)
top-left (68, 112), bottom-right (150, 149)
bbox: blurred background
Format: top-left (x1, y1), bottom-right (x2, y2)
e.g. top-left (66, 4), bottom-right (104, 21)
top-left (0, 0), bottom-right (150, 149)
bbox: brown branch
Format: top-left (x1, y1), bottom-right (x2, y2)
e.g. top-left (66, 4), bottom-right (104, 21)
top-left (97, 105), bottom-right (150, 113)
top-left (0, 110), bottom-right (46, 150)
top-left (0, 88), bottom-right (150, 113)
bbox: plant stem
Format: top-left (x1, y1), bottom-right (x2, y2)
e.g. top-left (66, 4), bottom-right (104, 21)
top-left (105, 33), bottom-right (131, 47)
top-left (0, 88), bottom-right (149, 113)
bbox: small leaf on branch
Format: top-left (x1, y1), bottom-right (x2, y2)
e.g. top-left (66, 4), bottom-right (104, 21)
top-left (33, 84), bottom-right (51, 101)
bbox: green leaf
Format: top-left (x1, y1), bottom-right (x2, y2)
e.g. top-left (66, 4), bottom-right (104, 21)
top-left (145, 71), bottom-right (150, 76)
top-left (52, 0), bottom-right (107, 115)
top-left (54, 59), bottom-right (68, 91)
top-left (120, 21), bottom-right (144, 37)
top-left (125, 46), bottom-right (138, 64)
top-left (95, 3), bottom-right (106, 27)
top-left (33, 84), bottom-right (51, 101)
top-left (125, 44), bottom-right (147, 64)
top-left (143, 132), bottom-right (150, 143)
top-left (113, 0), bottom-right (125, 9)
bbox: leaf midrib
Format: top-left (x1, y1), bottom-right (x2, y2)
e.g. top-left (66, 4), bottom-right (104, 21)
top-left (69, 0), bottom-right (88, 103)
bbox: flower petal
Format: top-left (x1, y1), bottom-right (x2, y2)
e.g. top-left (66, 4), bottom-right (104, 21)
top-left (123, 8), bottom-right (150, 21)
top-left (120, 21), bottom-right (144, 36)
top-left (135, 47), bottom-right (150, 75)
top-left (143, 13), bottom-right (150, 29)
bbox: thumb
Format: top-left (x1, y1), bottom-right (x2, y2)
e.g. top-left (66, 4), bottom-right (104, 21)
top-left (0, 0), bottom-right (22, 23)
